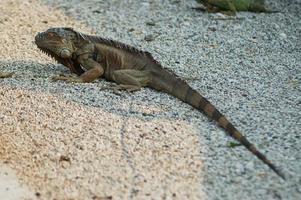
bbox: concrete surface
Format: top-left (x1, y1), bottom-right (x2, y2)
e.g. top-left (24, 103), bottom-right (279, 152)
top-left (0, 165), bottom-right (34, 200)
top-left (0, 0), bottom-right (300, 199)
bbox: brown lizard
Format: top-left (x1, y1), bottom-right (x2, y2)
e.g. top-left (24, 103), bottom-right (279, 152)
top-left (35, 27), bottom-right (285, 179)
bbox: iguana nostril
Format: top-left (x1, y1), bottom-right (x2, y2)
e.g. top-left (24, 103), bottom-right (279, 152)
top-left (35, 33), bottom-right (41, 40)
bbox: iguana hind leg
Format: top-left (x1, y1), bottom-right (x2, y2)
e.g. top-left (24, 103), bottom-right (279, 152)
top-left (111, 69), bottom-right (150, 92)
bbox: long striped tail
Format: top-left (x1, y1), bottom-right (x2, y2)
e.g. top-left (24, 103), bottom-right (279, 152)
top-left (150, 68), bottom-right (285, 179)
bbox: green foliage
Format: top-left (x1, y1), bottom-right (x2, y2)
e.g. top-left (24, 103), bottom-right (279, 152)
top-left (196, 0), bottom-right (271, 14)
top-left (227, 141), bottom-right (242, 148)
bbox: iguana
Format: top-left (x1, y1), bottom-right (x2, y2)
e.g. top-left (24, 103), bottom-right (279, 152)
top-left (196, 0), bottom-right (277, 15)
top-left (35, 27), bottom-right (285, 179)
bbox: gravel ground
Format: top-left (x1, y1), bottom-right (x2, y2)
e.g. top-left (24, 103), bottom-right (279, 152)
top-left (0, 0), bottom-right (300, 199)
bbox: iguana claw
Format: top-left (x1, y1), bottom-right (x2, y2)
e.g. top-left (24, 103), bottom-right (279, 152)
top-left (0, 72), bottom-right (14, 78)
top-left (99, 85), bottom-right (140, 92)
top-left (51, 75), bottom-right (83, 83)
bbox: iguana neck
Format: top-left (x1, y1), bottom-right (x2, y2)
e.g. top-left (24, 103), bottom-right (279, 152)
top-left (69, 37), bottom-right (93, 60)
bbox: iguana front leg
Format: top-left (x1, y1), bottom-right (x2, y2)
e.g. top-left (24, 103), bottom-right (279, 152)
top-left (0, 72), bottom-right (14, 78)
top-left (53, 53), bottom-right (104, 83)
top-left (110, 69), bottom-right (150, 92)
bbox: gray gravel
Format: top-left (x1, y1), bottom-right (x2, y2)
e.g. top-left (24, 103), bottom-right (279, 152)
top-left (1, 0), bottom-right (301, 199)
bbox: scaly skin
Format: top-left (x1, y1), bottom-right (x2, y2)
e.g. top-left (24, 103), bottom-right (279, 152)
top-left (196, 0), bottom-right (275, 15)
top-left (35, 27), bottom-right (285, 179)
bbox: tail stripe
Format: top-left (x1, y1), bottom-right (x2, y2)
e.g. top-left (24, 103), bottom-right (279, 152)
top-left (240, 136), bottom-right (252, 148)
top-left (198, 96), bottom-right (210, 110)
top-left (204, 103), bottom-right (215, 117)
top-left (218, 116), bottom-right (229, 128)
top-left (185, 87), bottom-right (196, 103)
top-left (172, 79), bottom-right (189, 100)
top-left (211, 109), bottom-right (223, 121)
top-left (226, 123), bottom-right (236, 136)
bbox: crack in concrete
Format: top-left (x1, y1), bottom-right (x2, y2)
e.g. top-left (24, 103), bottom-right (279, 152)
top-left (119, 97), bottom-right (137, 200)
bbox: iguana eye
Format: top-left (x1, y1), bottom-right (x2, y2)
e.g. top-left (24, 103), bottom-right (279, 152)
top-left (47, 32), bottom-right (56, 37)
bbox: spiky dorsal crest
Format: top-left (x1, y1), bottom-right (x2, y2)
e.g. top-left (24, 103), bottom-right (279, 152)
top-left (69, 28), bottom-right (160, 65)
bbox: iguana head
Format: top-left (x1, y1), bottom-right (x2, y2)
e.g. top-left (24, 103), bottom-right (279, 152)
top-left (35, 27), bottom-right (85, 75)
top-left (35, 27), bottom-right (78, 59)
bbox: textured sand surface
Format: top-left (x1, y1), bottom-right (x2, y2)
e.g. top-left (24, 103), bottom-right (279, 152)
top-left (0, 1), bottom-right (203, 199)
top-left (0, 0), bottom-right (300, 199)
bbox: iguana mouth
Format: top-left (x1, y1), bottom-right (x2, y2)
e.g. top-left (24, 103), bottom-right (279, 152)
top-left (35, 32), bottom-right (43, 40)
top-left (37, 46), bottom-right (67, 64)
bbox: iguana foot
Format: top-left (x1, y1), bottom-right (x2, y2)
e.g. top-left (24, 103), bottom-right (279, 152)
top-left (0, 72), bottom-right (14, 78)
top-left (52, 74), bottom-right (83, 83)
top-left (114, 84), bottom-right (141, 92)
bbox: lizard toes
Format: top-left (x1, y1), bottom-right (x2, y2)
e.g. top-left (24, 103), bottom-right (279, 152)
top-left (0, 72), bottom-right (14, 78)
top-left (51, 75), bottom-right (68, 82)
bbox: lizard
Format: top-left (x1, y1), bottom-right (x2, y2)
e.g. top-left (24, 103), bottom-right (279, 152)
top-left (195, 0), bottom-right (277, 15)
top-left (35, 27), bottom-right (285, 180)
